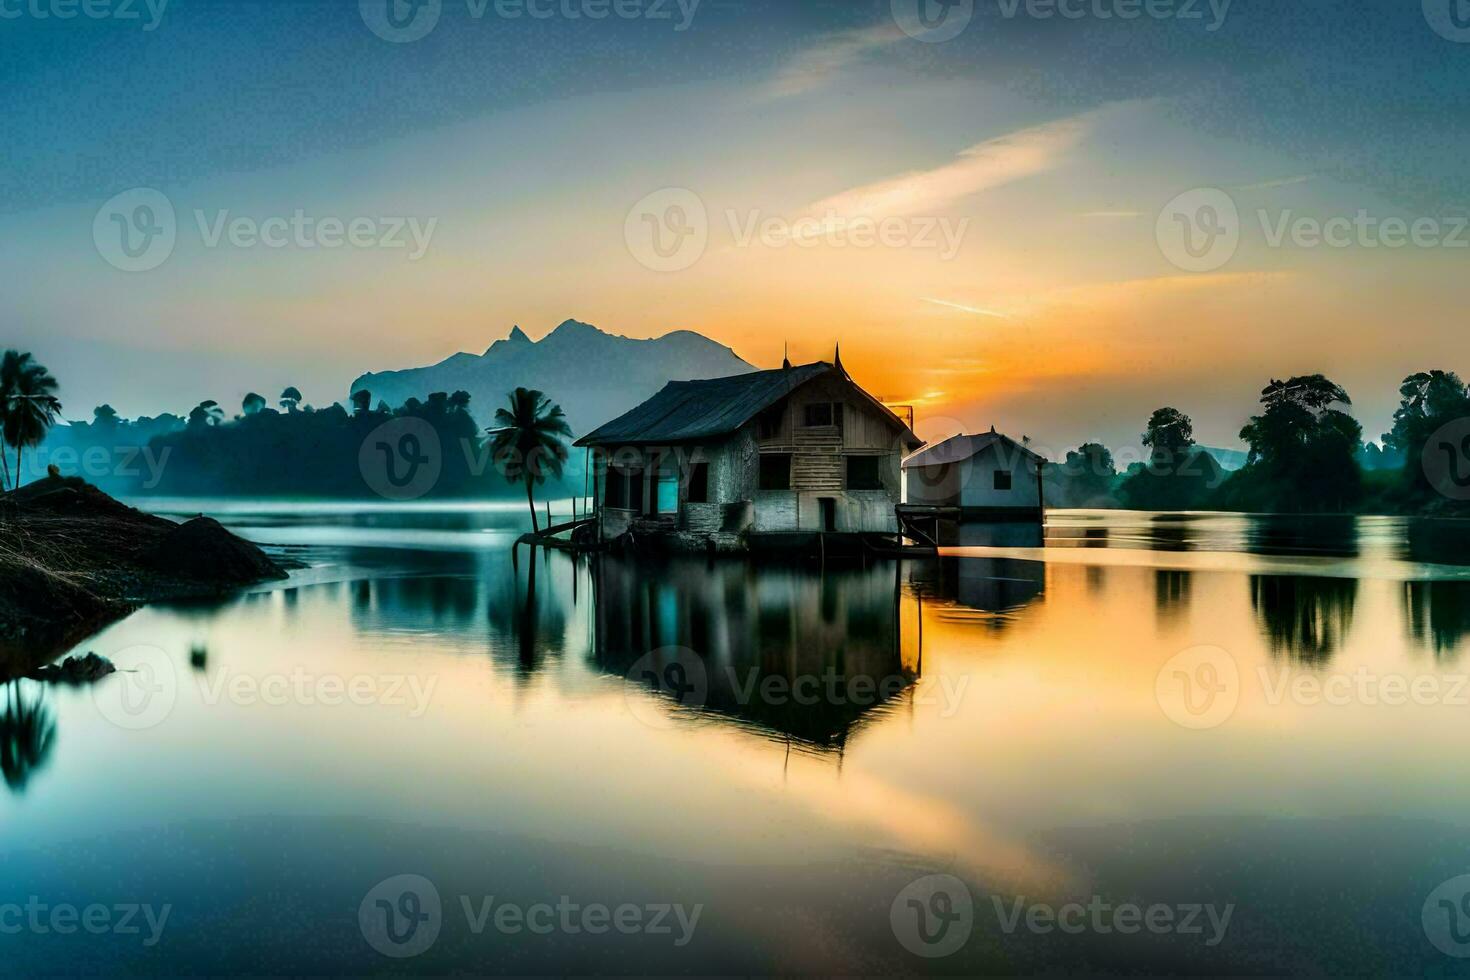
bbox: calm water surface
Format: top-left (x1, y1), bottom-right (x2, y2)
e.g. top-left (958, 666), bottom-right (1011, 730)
top-left (7, 503), bottom-right (1470, 974)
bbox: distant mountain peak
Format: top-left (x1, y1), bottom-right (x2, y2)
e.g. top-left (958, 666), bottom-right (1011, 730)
top-left (353, 319), bottom-right (754, 436)
top-left (547, 318), bottom-right (602, 340)
top-left (484, 325), bottom-right (533, 357)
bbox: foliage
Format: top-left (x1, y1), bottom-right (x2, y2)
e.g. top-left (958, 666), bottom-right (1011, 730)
top-left (1141, 406), bottom-right (1195, 460)
top-left (1119, 408), bottom-right (1223, 511)
top-left (0, 350), bottom-right (63, 490)
top-left (1223, 375), bottom-right (1363, 512)
top-left (1382, 370), bottom-right (1470, 502)
top-left (1042, 442), bottom-right (1119, 507)
top-left (488, 387), bottom-right (571, 533)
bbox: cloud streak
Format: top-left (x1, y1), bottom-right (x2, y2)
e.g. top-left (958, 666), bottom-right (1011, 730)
top-left (923, 297), bottom-right (1013, 319)
top-left (803, 115), bottom-right (1092, 221)
top-left (764, 23), bottom-right (905, 99)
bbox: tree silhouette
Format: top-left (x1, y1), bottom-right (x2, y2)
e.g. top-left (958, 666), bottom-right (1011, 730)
top-left (242, 392), bottom-right (267, 416)
top-left (0, 350), bottom-right (62, 488)
top-left (279, 386), bottom-right (303, 413)
top-left (1142, 406), bottom-right (1195, 464)
top-left (1383, 370), bottom-right (1470, 497)
top-left (1121, 407), bottom-right (1222, 510)
top-left (92, 404), bottom-right (120, 428)
top-left (187, 400), bottom-right (225, 430)
top-left (489, 388), bottom-right (571, 534)
top-left (350, 389), bottom-right (373, 417)
top-left (1233, 374), bottom-right (1362, 512)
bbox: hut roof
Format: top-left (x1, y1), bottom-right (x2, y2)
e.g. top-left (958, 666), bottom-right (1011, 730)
top-left (575, 361), bottom-right (919, 448)
top-left (902, 430), bottom-right (1043, 469)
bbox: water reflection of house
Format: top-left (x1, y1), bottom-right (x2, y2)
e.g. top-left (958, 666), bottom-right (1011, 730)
top-left (906, 522), bottom-right (1045, 619)
top-left (575, 354), bottom-right (920, 551)
top-left (592, 556), bottom-right (916, 750)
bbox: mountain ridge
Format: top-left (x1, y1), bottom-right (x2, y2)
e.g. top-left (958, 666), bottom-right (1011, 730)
top-left (350, 319), bottom-right (755, 436)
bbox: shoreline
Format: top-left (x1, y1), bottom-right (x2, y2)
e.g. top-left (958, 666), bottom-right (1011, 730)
top-left (0, 476), bottom-right (289, 677)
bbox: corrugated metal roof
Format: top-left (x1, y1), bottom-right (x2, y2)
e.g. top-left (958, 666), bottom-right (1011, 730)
top-left (902, 431), bottom-right (1043, 469)
top-left (576, 362), bottom-right (919, 448)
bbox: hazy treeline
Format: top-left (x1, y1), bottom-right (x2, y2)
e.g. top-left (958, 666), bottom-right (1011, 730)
top-left (1043, 371), bottom-right (1467, 515)
top-left (33, 388), bottom-right (585, 499)
top-left (23, 365), bottom-right (1470, 515)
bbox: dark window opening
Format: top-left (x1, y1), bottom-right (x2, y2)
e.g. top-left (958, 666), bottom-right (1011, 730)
top-left (630, 469), bottom-right (646, 513)
top-left (994, 469), bottom-right (1013, 491)
top-left (759, 454), bottom-right (792, 491)
top-left (687, 462), bottom-right (709, 503)
top-left (846, 455), bottom-right (883, 490)
top-left (756, 406), bottom-right (783, 440)
top-left (605, 467), bottom-right (627, 508)
top-left (803, 402), bottom-right (834, 427)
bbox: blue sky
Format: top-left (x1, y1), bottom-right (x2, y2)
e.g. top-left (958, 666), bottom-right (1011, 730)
top-left (5, 0), bottom-right (1468, 450)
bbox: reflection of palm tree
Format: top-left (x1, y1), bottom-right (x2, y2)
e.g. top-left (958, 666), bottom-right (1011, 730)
top-left (1250, 575), bottom-right (1358, 664)
top-left (0, 683), bottom-right (57, 793)
top-left (489, 388), bottom-right (571, 535)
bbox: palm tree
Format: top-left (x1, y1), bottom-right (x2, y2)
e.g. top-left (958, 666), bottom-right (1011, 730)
top-left (0, 351), bottom-right (62, 488)
top-left (0, 353), bottom-right (15, 491)
top-left (488, 388), bottom-right (571, 534)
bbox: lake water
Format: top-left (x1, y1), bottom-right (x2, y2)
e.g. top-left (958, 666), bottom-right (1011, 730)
top-left (7, 502), bottom-right (1470, 974)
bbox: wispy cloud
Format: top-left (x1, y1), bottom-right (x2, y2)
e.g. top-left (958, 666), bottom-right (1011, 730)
top-left (764, 23), bottom-right (904, 99)
top-left (803, 115), bottom-right (1092, 221)
top-left (923, 297), bottom-right (1013, 319)
top-left (1233, 174), bottom-right (1314, 192)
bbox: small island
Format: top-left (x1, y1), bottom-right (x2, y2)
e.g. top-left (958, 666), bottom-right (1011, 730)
top-left (0, 473), bottom-right (287, 677)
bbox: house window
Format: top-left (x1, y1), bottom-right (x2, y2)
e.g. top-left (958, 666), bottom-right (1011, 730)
top-left (994, 469), bottom-right (1013, 491)
top-left (605, 466), bottom-right (628, 508)
top-left (630, 469), bottom-right (646, 513)
top-left (655, 459), bottom-right (679, 514)
top-left (759, 453), bottom-right (791, 490)
top-left (687, 462), bottom-right (709, 503)
top-left (756, 406), bottom-right (782, 440)
top-left (846, 455), bottom-right (882, 490)
top-left (803, 402), bottom-right (844, 429)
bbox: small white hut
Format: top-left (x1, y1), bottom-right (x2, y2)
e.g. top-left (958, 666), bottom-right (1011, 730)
top-left (901, 428), bottom-right (1044, 517)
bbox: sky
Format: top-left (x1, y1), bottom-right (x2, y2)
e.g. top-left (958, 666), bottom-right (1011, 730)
top-left (3, 0), bottom-right (1468, 454)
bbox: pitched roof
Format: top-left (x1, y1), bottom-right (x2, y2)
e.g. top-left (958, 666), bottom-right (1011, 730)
top-left (575, 362), bottom-right (919, 447)
top-left (902, 430), bottom-right (1043, 469)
